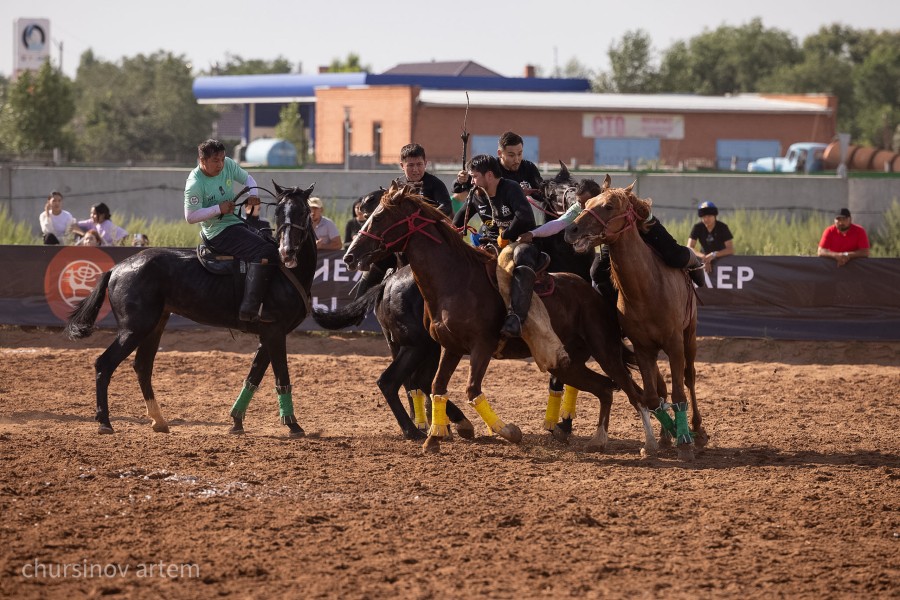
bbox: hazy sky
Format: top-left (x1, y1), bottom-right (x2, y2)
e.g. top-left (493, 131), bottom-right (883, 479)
top-left (3, 0), bottom-right (899, 79)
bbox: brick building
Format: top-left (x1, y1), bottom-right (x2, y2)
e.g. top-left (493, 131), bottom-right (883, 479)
top-left (193, 64), bottom-right (836, 170)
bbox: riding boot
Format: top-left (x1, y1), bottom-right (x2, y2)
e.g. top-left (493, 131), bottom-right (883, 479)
top-left (594, 278), bottom-right (619, 309)
top-left (240, 262), bottom-right (276, 323)
top-left (500, 266), bottom-right (536, 339)
top-left (685, 253), bottom-right (706, 288)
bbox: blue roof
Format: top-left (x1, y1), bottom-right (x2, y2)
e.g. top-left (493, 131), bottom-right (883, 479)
top-left (193, 72), bottom-right (590, 102)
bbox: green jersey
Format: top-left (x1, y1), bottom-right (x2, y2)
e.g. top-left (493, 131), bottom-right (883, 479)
top-left (184, 157), bottom-right (250, 239)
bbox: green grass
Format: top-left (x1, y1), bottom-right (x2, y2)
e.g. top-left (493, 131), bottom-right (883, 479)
top-left (3, 203), bottom-right (899, 257)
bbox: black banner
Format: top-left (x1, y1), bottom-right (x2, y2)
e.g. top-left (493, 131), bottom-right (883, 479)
top-left (0, 246), bottom-right (898, 341)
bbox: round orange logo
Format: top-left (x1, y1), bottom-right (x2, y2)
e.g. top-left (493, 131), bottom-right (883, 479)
top-left (44, 247), bottom-right (116, 324)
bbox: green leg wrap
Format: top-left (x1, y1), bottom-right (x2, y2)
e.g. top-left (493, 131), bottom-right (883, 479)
top-left (230, 380), bottom-right (258, 419)
top-left (276, 384), bottom-right (297, 425)
top-left (652, 404), bottom-right (677, 437)
top-left (674, 402), bottom-right (692, 445)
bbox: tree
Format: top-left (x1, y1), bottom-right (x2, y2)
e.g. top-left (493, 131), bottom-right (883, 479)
top-left (327, 53), bottom-right (370, 73)
top-left (70, 50), bottom-right (217, 163)
top-left (208, 54), bottom-right (294, 75)
top-left (0, 61), bottom-right (75, 157)
top-left (605, 30), bottom-right (659, 93)
top-left (274, 103), bottom-right (309, 165)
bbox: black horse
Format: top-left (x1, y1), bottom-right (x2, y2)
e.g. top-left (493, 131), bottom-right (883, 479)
top-left (312, 166), bottom-right (607, 443)
top-left (65, 182), bottom-right (317, 437)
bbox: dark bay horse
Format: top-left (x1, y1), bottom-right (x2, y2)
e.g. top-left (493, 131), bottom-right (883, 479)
top-left (565, 175), bottom-right (709, 460)
top-left (311, 265), bottom-right (474, 441)
top-left (65, 183), bottom-right (318, 437)
top-left (344, 182), bottom-right (648, 454)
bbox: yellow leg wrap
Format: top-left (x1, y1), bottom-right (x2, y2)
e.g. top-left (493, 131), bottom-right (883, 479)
top-left (411, 389), bottom-right (428, 429)
top-left (471, 394), bottom-right (505, 435)
top-left (561, 385), bottom-right (578, 420)
top-left (544, 390), bottom-right (563, 430)
top-left (428, 395), bottom-right (450, 438)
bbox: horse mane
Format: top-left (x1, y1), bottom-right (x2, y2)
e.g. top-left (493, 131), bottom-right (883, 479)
top-left (381, 183), bottom-right (495, 266)
top-left (607, 186), bottom-right (653, 234)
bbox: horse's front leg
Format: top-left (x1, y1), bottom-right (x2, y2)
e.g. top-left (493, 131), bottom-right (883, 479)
top-left (422, 349), bottom-right (463, 454)
top-left (229, 342), bottom-right (271, 434)
top-left (631, 346), bottom-right (667, 458)
top-left (262, 331), bottom-right (304, 438)
top-left (663, 337), bottom-right (694, 461)
top-left (466, 346), bottom-right (522, 445)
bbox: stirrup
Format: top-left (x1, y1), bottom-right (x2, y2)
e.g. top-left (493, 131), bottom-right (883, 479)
top-left (500, 312), bottom-right (523, 339)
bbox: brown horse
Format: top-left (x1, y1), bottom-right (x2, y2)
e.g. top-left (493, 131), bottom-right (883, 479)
top-left (564, 176), bottom-right (709, 460)
top-left (344, 182), bottom-right (653, 454)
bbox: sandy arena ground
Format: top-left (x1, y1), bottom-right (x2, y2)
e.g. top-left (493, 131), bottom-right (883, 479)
top-left (0, 327), bottom-right (898, 599)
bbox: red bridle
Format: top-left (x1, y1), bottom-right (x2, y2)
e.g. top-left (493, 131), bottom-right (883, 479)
top-left (581, 202), bottom-right (640, 241)
top-left (358, 208), bottom-right (443, 253)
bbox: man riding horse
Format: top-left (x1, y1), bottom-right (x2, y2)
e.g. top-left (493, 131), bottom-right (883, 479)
top-left (184, 139), bottom-right (278, 323)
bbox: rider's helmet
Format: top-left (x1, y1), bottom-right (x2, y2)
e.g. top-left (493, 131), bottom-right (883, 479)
top-left (697, 201), bottom-right (718, 217)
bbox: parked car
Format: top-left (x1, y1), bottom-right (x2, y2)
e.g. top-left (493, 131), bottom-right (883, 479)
top-left (747, 142), bottom-right (828, 173)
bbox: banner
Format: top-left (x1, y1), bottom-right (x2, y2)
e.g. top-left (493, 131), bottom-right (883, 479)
top-left (0, 246), bottom-right (898, 341)
top-left (582, 113), bottom-right (684, 139)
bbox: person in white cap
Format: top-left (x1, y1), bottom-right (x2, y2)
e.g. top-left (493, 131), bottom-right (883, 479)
top-left (308, 197), bottom-right (341, 251)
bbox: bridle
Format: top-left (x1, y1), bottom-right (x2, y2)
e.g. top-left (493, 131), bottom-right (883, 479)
top-left (580, 200), bottom-right (640, 242)
top-left (358, 208), bottom-right (443, 255)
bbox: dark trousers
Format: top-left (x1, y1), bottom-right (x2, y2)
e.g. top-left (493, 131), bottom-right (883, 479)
top-left (209, 224), bottom-right (279, 263)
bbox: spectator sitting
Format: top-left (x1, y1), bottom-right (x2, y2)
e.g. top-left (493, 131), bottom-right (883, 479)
top-left (39, 190), bottom-right (76, 245)
top-left (817, 208), bottom-right (869, 267)
top-left (343, 199), bottom-right (366, 249)
top-left (687, 201), bottom-right (734, 273)
top-left (75, 202), bottom-right (128, 245)
top-left (244, 202), bottom-right (271, 233)
top-left (309, 197), bottom-right (342, 251)
top-left (77, 230), bottom-right (103, 247)
top-left (132, 233), bottom-right (151, 247)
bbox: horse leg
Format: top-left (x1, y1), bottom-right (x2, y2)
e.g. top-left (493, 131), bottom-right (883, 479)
top-left (262, 331), bottom-right (304, 438)
top-left (664, 337), bottom-right (694, 461)
top-left (552, 363), bottom-right (615, 452)
top-left (229, 342), bottom-right (271, 434)
top-left (415, 344), bottom-right (474, 440)
top-left (466, 347), bottom-right (522, 445)
top-left (423, 350), bottom-right (464, 454)
top-left (629, 348), bottom-right (670, 458)
top-left (131, 314), bottom-right (171, 433)
top-left (377, 346), bottom-right (427, 441)
top-left (94, 332), bottom-right (144, 434)
top-left (684, 331), bottom-right (708, 448)
top-left (545, 376), bottom-right (565, 434)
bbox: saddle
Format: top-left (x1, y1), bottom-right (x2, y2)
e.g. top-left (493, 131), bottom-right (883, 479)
top-left (196, 242), bottom-right (249, 276)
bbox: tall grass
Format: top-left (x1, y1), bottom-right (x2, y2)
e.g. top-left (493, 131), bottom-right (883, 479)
top-left (2, 203), bottom-right (899, 257)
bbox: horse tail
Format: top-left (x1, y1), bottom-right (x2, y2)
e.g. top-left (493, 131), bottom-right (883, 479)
top-left (311, 283), bottom-right (381, 330)
top-left (64, 271), bottom-right (112, 340)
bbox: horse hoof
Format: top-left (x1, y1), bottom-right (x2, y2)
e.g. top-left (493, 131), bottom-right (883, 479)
top-left (288, 426), bottom-right (306, 438)
top-left (497, 424), bottom-right (523, 444)
top-left (404, 428), bottom-right (427, 441)
top-left (228, 427), bottom-right (245, 435)
top-left (455, 419), bottom-right (475, 440)
top-left (677, 445), bottom-right (695, 462)
top-left (640, 446), bottom-right (657, 459)
top-left (584, 438), bottom-right (608, 453)
top-left (98, 424), bottom-right (114, 435)
top-left (693, 428), bottom-right (710, 448)
top-left (551, 424), bottom-right (570, 444)
top-left (422, 436), bottom-right (442, 454)
top-left (151, 422), bottom-right (170, 433)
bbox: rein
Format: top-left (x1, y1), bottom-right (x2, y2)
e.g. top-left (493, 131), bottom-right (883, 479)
top-left (360, 209), bottom-right (443, 253)
top-left (582, 202), bottom-right (640, 241)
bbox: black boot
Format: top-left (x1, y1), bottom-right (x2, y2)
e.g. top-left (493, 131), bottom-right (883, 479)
top-left (240, 262), bottom-right (276, 322)
top-left (594, 278), bottom-right (619, 309)
top-left (685, 253), bottom-right (706, 288)
top-left (501, 266), bottom-right (536, 339)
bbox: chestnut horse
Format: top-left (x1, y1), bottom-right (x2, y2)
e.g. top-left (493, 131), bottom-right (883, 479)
top-left (565, 175), bottom-right (709, 460)
top-left (344, 182), bottom-right (651, 454)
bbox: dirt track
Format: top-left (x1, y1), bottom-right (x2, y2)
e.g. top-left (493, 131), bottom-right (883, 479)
top-left (1, 327), bottom-right (898, 599)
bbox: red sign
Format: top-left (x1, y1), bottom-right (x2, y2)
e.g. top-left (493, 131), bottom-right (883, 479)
top-left (43, 247), bottom-right (115, 323)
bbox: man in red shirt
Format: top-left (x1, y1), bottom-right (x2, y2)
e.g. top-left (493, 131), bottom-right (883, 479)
top-left (817, 208), bottom-right (870, 267)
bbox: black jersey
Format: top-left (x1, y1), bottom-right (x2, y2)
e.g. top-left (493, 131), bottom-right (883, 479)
top-left (689, 220), bottom-right (733, 253)
top-left (499, 160), bottom-right (543, 190)
top-left (453, 178), bottom-right (535, 242)
top-left (399, 172), bottom-right (453, 217)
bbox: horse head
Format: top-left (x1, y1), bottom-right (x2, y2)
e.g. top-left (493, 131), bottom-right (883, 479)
top-left (539, 160), bottom-right (578, 217)
top-left (357, 187), bottom-right (386, 219)
top-left (272, 181), bottom-right (315, 269)
top-left (564, 175), bottom-right (650, 252)
top-left (344, 180), bottom-right (446, 271)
